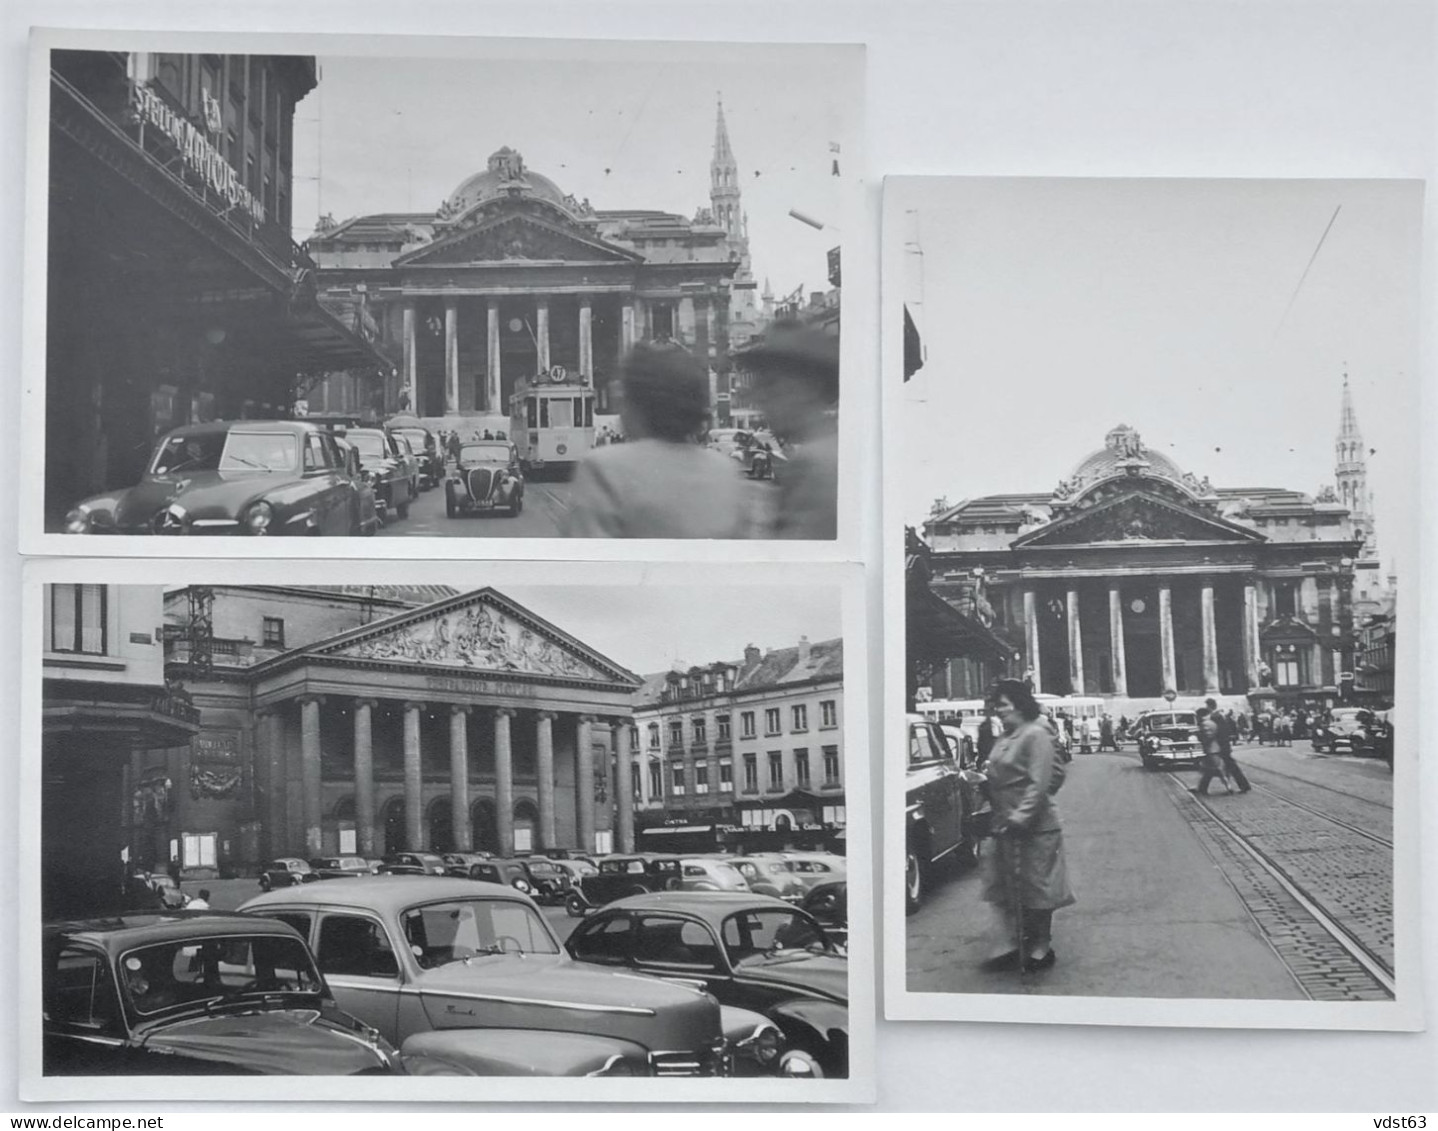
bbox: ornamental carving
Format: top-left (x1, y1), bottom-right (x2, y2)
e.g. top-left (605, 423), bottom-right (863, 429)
top-left (408, 215), bottom-right (625, 266)
top-left (1023, 493), bottom-right (1260, 546)
top-left (337, 602), bottom-right (605, 680)
top-left (1107, 424), bottom-right (1147, 461)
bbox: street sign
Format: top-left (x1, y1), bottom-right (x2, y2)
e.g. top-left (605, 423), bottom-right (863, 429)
top-left (1162, 688), bottom-right (1178, 702)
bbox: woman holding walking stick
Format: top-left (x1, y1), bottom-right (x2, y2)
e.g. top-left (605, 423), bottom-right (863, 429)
top-left (980, 678), bottom-right (1076, 974)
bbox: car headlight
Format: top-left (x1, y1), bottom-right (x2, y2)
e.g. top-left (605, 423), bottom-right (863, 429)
top-left (778, 1049), bottom-right (822, 1078)
top-left (738, 1023), bottom-right (784, 1065)
top-left (513, 879), bottom-right (532, 893)
top-left (64, 505), bottom-right (92, 534)
top-left (243, 500), bottom-right (275, 534)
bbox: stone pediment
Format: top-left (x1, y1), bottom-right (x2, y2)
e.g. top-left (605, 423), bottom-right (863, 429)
top-left (1015, 488), bottom-right (1265, 548)
top-left (398, 212), bottom-right (640, 268)
top-left (314, 592), bottom-right (635, 685)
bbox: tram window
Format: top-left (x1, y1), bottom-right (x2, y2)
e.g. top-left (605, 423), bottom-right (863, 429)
top-left (584, 398), bottom-right (594, 427)
top-left (539, 399), bottom-right (550, 428)
top-left (526, 400), bottom-right (538, 429)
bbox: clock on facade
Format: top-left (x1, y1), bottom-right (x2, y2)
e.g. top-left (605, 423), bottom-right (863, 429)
top-left (1130, 597), bottom-right (1147, 614)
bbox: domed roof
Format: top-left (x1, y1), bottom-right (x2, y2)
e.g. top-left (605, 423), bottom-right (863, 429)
top-left (441, 147), bottom-right (573, 218)
top-left (1071, 424), bottom-right (1184, 483)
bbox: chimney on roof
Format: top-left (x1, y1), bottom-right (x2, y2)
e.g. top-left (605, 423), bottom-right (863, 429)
top-left (798, 635), bottom-right (812, 663)
top-left (743, 644), bottom-right (761, 667)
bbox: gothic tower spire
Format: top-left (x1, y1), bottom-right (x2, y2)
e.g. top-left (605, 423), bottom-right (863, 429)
top-left (710, 94), bottom-right (741, 243)
top-left (1335, 370), bottom-right (1376, 556)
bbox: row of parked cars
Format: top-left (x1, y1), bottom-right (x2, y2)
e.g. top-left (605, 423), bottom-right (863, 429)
top-left (46, 863), bottom-right (849, 1079)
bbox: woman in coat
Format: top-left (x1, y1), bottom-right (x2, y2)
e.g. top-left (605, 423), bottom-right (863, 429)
top-left (981, 678), bottom-right (1076, 973)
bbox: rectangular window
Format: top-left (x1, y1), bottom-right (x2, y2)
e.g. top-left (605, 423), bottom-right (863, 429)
top-left (1274, 581), bottom-right (1298, 618)
top-left (50, 584), bottom-right (107, 655)
top-left (717, 715), bottom-right (731, 741)
top-left (719, 761), bottom-right (733, 790)
top-left (629, 727), bottom-right (639, 751)
top-left (820, 700), bottom-right (838, 728)
top-left (767, 751), bottom-right (784, 791)
top-left (765, 708), bottom-right (781, 735)
top-left (794, 749), bottom-right (811, 788)
top-left (648, 761), bottom-right (663, 799)
top-left (823, 746), bottom-right (841, 785)
top-left (262, 617), bottom-right (285, 649)
top-left (740, 711), bottom-right (756, 739)
top-left (792, 704), bottom-right (808, 732)
top-left (692, 717), bottom-right (707, 744)
top-left (671, 765), bottom-right (686, 796)
top-left (669, 720), bottom-right (683, 748)
top-left (630, 762), bottom-right (642, 798)
top-left (1276, 657), bottom-right (1301, 687)
top-left (648, 723), bottom-right (660, 749)
top-left (743, 753), bottom-right (758, 793)
top-left (695, 763), bottom-right (709, 795)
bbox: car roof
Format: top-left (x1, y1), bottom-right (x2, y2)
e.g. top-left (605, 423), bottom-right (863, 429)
top-left (45, 912), bottom-right (302, 953)
top-left (240, 875), bottom-right (525, 913)
top-left (162, 420), bottom-right (316, 439)
top-left (597, 891), bottom-right (800, 921)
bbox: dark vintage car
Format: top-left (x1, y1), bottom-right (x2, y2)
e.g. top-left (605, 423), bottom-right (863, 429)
top-left (905, 717), bottom-right (987, 915)
top-left (1135, 708), bottom-right (1204, 770)
top-left (567, 892), bottom-right (846, 1078)
top-left (800, 881), bottom-right (848, 948)
top-left (388, 421), bottom-right (444, 488)
top-left (64, 421), bottom-right (368, 537)
top-left (258, 858), bottom-right (319, 892)
top-left (309, 856), bottom-right (376, 880)
top-left (332, 437), bottom-right (382, 535)
top-left (440, 851), bottom-right (494, 878)
top-left (130, 872), bottom-right (187, 910)
top-left (378, 852), bottom-right (448, 877)
top-left (1312, 707), bottom-right (1379, 756)
top-left (522, 858), bottom-right (576, 905)
top-left (239, 876), bottom-right (769, 1077)
top-left (43, 913), bottom-right (405, 1076)
top-left (728, 856), bottom-right (807, 904)
top-left (344, 428), bottom-right (416, 521)
top-left (445, 440), bottom-right (525, 518)
top-left (463, 858), bottom-right (536, 896)
top-left (565, 854), bottom-right (685, 917)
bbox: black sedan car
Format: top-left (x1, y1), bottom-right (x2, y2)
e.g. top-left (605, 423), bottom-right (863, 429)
top-left (565, 854), bottom-right (684, 916)
top-left (345, 428), bottom-right (416, 521)
top-left (63, 421), bottom-right (367, 536)
top-left (387, 421), bottom-right (444, 488)
top-left (445, 441), bottom-right (525, 518)
top-left (258, 858), bottom-right (318, 891)
top-left (462, 857), bottom-right (536, 895)
top-left (308, 856), bottom-right (375, 880)
top-left (567, 892), bottom-right (846, 1078)
top-left (43, 913), bottom-right (404, 1075)
top-left (377, 852), bottom-right (448, 877)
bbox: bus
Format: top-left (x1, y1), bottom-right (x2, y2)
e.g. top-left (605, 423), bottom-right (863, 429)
top-left (509, 367), bottom-right (596, 477)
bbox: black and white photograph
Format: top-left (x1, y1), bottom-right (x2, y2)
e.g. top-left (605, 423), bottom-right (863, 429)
top-left (883, 177), bottom-right (1422, 1028)
top-left (21, 559), bottom-right (872, 1101)
top-left (23, 31), bottom-right (861, 553)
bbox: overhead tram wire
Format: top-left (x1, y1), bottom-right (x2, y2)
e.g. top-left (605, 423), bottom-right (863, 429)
top-left (1273, 203), bottom-right (1341, 340)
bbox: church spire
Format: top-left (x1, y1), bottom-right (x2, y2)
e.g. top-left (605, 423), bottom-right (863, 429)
top-left (710, 93), bottom-right (741, 242)
top-left (1334, 370), bottom-right (1375, 556)
top-left (713, 94), bottom-right (736, 170)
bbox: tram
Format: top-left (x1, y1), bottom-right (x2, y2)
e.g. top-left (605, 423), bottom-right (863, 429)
top-left (509, 367), bottom-right (596, 477)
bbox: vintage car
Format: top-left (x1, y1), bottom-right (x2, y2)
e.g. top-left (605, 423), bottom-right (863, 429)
top-left (523, 858), bottom-right (577, 905)
top-left (258, 858), bottom-right (319, 892)
top-left (728, 856), bottom-right (807, 904)
top-left (778, 854), bottom-right (848, 894)
top-left (679, 858), bottom-right (752, 893)
top-left (239, 876), bottom-right (758, 1077)
top-left (566, 892), bottom-right (846, 1078)
top-left (64, 421), bottom-right (369, 537)
top-left (1312, 707), bottom-right (1379, 756)
top-left (43, 913), bottom-right (405, 1076)
top-left (462, 858), bottom-right (536, 896)
top-left (440, 852), bottom-right (494, 878)
top-left (332, 436), bottom-right (382, 535)
top-left (387, 420), bottom-right (445, 488)
top-left (392, 433), bottom-right (424, 500)
top-left (565, 854), bottom-right (685, 917)
top-left (309, 856), bottom-right (375, 880)
top-left (378, 852), bottom-right (448, 877)
top-left (130, 872), bottom-right (187, 910)
top-left (1134, 708), bottom-right (1204, 770)
top-left (905, 717), bottom-right (987, 915)
top-left (445, 440), bottom-right (525, 518)
top-left (800, 881), bottom-right (848, 948)
top-left (344, 427), bottom-right (416, 521)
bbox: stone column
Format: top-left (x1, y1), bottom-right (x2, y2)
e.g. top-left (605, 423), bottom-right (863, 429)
top-left (494, 709), bottom-right (514, 856)
top-left (621, 302), bottom-right (636, 355)
top-left (576, 715), bottom-right (596, 853)
top-left (486, 300), bottom-right (502, 414)
top-left (449, 705), bottom-right (471, 852)
top-left (1201, 582), bottom-right (1221, 693)
top-left (298, 695), bottom-right (323, 856)
top-left (1066, 587), bottom-right (1084, 695)
top-left (353, 698), bottom-right (377, 858)
top-left (444, 300), bottom-right (459, 415)
top-left (403, 702), bottom-right (425, 852)
top-left (613, 719), bottom-right (635, 854)
top-left (255, 708), bottom-right (279, 858)
top-left (1159, 583), bottom-right (1177, 693)
top-left (1022, 588), bottom-right (1042, 693)
top-left (402, 303), bottom-right (418, 414)
top-left (1108, 585), bottom-right (1128, 696)
top-left (1243, 582), bottom-right (1262, 689)
top-left (536, 297), bottom-right (550, 372)
top-left (578, 298), bottom-right (594, 386)
top-left (536, 711), bottom-right (557, 851)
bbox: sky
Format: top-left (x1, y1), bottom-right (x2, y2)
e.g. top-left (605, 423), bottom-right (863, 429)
top-left (291, 47), bottom-right (857, 300)
top-left (895, 178), bottom-right (1422, 571)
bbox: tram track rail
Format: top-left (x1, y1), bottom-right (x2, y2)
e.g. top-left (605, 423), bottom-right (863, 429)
top-left (1239, 753), bottom-right (1394, 812)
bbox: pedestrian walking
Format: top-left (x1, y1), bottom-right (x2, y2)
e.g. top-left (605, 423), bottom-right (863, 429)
top-left (1191, 707), bottom-right (1232, 795)
top-left (977, 711), bottom-right (998, 767)
top-left (1205, 698), bottom-right (1252, 793)
top-left (562, 341), bottom-right (750, 538)
top-left (1099, 714), bottom-right (1116, 752)
top-left (979, 678), bottom-right (1075, 974)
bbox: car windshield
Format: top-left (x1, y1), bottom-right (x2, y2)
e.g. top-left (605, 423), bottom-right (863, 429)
top-left (150, 432), bottom-right (228, 475)
top-left (461, 444), bottom-right (511, 464)
top-left (348, 433), bottom-right (388, 460)
top-left (909, 725), bottom-right (951, 766)
top-left (394, 429), bottom-right (428, 448)
top-left (528, 862), bottom-right (559, 875)
top-left (721, 909), bottom-right (832, 966)
top-left (400, 899), bottom-right (559, 967)
top-left (1145, 712), bottom-right (1197, 729)
top-left (119, 934), bottom-right (322, 1015)
top-left (216, 431), bottom-right (301, 473)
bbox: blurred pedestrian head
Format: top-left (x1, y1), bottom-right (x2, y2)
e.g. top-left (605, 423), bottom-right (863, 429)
top-left (988, 678), bottom-right (1041, 722)
top-left (1204, 697), bottom-right (1218, 711)
top-left (619, 341), bottom-right (711, 442)
top-left (743, 320), bottom-right (839, 440)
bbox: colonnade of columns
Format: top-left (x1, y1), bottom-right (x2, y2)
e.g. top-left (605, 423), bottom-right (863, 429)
top-left (259, 695), bottom-right (638, 860)
top-left (1022, 577), bottom-right (1262, 697)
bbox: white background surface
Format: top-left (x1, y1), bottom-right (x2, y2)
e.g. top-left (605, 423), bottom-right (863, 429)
top-left (2, 0), bottom-right (1435, 1113)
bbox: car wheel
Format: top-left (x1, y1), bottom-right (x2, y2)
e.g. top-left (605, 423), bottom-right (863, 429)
top-left (445, 485), bottom-right (458, 519)
top-left (565, 892), bottom-right (588, 918)
top-left (905, 847), bottom-right (925, 916)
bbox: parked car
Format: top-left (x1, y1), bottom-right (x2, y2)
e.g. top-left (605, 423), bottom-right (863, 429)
top-left (445, 440), bottom-right (525, 518)
top-left (43, 913), bottom-right (405, 1075)
top-left (441, 852), bottom-right (494, 878)
top-left (239, 877), bottom-right (749, 1076)
top-left (778, 854), bottom-right (847, 894)
top-left (387, 421), bottom-right (444, 489)
top-left (393, 433), bottom-right (423, 500)
top-left (1134, 708), bottom-right (1204, 770)
top-left (378, 852), bottom-right (448, 877)
top-left (1312, 707), bottom-right (1379, 756)
top-left (566, 892), bottom-right (846, 1078)
top-left (309, 856), bottom-right (375, 881)
top-left (258, 858), bottom-right (318, 892)
top-left (463, 857), bottom-right (536, 895)
top-left (565, 855), bottom-right (685, 916)
top-left (905, 717), bottom-right (986, 915)
top-left (524, 858), bottom-right (577, 905)
top-left (679, 858), bottom-right (752, 893)
top-left (800, 881), bottom-right (848, 947)
top-left (130, 872), bottom-right (187, 909)
top-left (727, 856), bottom-right (807, 904)
top-left (64, 421), bottom-right (369, 536)
top-left (332, 436), bottom-right (381, 535)
top-left (344, 427), bottom-right (415, 521)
